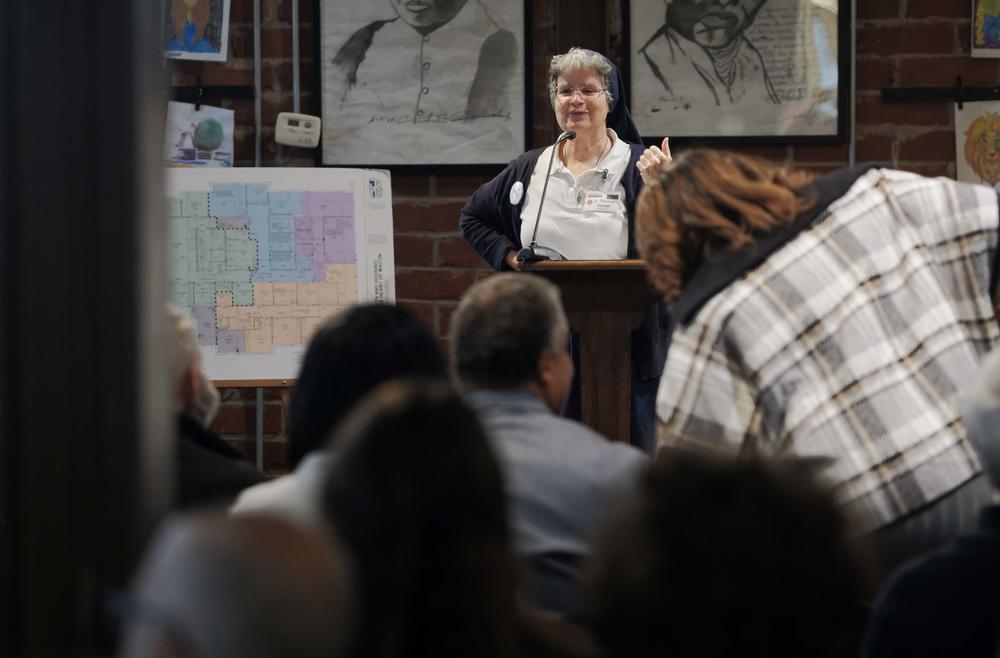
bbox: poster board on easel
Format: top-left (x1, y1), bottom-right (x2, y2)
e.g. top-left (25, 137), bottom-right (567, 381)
top-left (165, 167), bottom-right (394, 384)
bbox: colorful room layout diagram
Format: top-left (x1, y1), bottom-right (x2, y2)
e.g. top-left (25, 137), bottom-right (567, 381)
top-left (165, 168), bottom-right (394, 381)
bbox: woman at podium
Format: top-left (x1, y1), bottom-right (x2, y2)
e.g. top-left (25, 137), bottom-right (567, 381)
top-left (459, 47), bottom-right (671, 449)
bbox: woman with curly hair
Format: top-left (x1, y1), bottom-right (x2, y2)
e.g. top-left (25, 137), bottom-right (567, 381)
top-left (637, 149), bottom-right (1000, 576)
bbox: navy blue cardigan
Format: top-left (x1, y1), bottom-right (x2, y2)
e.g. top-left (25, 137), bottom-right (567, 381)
top-left (459, 144), bottom-right (669, 380)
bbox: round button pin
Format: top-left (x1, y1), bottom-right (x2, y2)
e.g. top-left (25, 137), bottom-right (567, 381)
top-left (509, 181), bottom-right (524, 205)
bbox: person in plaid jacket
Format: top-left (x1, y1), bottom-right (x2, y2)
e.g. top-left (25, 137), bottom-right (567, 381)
top-left (636, 149), bottom-right (1000, 571)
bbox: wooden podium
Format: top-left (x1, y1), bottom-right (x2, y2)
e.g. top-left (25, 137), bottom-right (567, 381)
top-left (523, 259), bottom-right (660, 442)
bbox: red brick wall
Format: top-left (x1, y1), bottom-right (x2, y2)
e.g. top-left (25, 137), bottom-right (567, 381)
top-left (169, 0), bottom-right (979, 471)
top-left (170, 0), bottom-right (318, 166)
top-left (855, 0), bottom-right (978, 177)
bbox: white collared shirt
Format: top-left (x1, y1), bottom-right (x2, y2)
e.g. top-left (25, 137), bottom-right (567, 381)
top-left (519, 129), bottom-right (630, 260)
top-left (350, 1), bottom-right (497, 119)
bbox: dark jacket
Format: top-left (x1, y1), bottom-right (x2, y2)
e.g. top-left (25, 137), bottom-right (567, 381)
top-left (177, 413), bottom-right (267, 509)
top-left (673, 165), bottom-right (876, 325)
top-left (862, 505), bottom-right (1000, 658)
top-left (458, 146), bottom-right (669, 380)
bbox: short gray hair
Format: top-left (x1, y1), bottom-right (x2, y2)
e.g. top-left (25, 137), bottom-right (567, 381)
top-left (961, 348), bottom-right (1000, 489)
top-left (548, 47), bottom-right (614, 106)
top-left (165, 304), bottom-right (201, 391)
top-left (450, 274), bottom-right (568, 389)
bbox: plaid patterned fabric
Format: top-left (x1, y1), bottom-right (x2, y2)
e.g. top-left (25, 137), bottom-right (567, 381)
top-left (656, 169), bottom-right (1000, 533)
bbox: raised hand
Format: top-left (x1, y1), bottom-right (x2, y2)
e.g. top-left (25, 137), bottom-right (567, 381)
top-left (637, 136), bottom-right (672, 185)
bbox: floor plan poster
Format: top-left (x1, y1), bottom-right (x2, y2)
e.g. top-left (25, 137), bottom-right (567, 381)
top-left (164, 168), bottom-right (395, 380)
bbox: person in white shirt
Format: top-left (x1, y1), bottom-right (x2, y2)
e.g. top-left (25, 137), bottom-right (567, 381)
top-left (459, 47), bottom-right (672, 450)
top-left (231, 304), bottom-right (445, 526)
top-left (119, 513), bottom-right (353, 658)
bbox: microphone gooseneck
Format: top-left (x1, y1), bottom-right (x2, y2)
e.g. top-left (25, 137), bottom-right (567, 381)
top-left (517, 130), bottom-right (576, 263)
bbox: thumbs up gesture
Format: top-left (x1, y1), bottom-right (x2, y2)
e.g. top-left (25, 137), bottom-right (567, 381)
top-left (637, 137), bottom-right (672, 185)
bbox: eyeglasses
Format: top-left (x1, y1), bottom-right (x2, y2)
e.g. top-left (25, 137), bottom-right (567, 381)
top-left (555, 86), bottom-right (606, 102)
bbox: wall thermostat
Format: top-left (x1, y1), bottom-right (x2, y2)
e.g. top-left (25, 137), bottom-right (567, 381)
top-left (275, 112), bottom-right (321, 148)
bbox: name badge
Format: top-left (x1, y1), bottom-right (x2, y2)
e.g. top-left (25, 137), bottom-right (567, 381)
top-left (582, 190), bottom-right (621, 212)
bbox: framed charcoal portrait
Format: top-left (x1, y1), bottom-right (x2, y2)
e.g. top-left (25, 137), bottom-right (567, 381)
top-left (627, 0), bottom-right (848, 143)
top-left (319, 0), bottom-right (528, 166)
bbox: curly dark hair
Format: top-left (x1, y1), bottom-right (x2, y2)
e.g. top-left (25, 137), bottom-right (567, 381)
top-left (636, 149), bottom-right (817, 302)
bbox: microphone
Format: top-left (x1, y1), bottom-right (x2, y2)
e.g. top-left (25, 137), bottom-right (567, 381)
top-left (517, 130), bottom-right (576, 263)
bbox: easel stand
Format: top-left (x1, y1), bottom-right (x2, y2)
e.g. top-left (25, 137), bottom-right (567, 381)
top-left (523, 260), bottom-right (660, 442)
top-left (214, 379), bottom-right (292, 472)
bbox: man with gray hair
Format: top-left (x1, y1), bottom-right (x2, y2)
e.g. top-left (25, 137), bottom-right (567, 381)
top-left (118, 512), bottom-right (353, 658)
top-left (863, 349), bottom-right (1000, 657)
top-left (450, 273), bottom-right (646, 617)
top-left (166, 304), bottom-right (263, 508)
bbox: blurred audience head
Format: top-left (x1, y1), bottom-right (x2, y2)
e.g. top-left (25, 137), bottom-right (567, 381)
top-left (322, 379), bottom-right (519, 658)
top-left (449, 273), bottom-right (572, 413)
top-left (288, 303), bottom-right (445, 468)
top-left (118, 513), bottom-right (353, 658)
top-left (584, 450), bottom-right (866, 658)
top-left (961, 348), bottom-right (1000, 491)
top-left (164, 304), bottom-right (219, 425)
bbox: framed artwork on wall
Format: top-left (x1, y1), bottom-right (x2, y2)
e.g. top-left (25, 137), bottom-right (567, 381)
top-left (319, 0), bottom-right (528, 167)
top-left (972, 0), bottom-right (1000, 57)
top-left (956, 101), bottom-right (1000, 188)
top-left (626, 0), bottom-right (849, 144)
top-left (164, 0), bottom-right (231, 62)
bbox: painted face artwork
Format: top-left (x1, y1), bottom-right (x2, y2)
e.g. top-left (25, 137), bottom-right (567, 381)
top-left (666, 0), bottom-right (769, 49)
top-left (965, 112), bottom-right (1000, 186)
top-left (389, 0), bottom-right (469, 32)
top-left (170, 0), bottom-right (211, 46)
